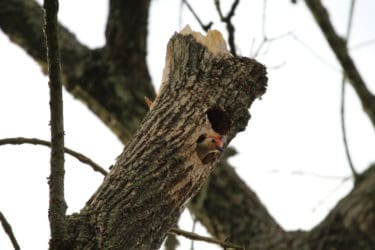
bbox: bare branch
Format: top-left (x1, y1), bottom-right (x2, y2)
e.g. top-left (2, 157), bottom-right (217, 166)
top-left (291, 34), bottom-right (340, 72)
top-left (340, 0), bottom-right (358, 181)
top-left (182, 0), bottom-right (213, 32)
top-left (351, 38), bottom-right (375, 50)
top-left (214, 0), bottom-right (240, 55)
top-left (305, 0), bottom-right (375, 130)
top-left (0, 137), bottom-right (108, 176)
top-left (270, 169), bottom-right (352, 180)
top-left (340, 77), bottom-right (358, 180)
top-left (43, 0), bottom-right (68, 248)
top-left (0, 210), bottom-right (20, 250)
top-left (169, 227), bottom-right (244, 250)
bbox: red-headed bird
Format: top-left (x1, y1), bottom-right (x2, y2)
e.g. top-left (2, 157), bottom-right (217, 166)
top-left (196, 133), bottom-right (224, 163)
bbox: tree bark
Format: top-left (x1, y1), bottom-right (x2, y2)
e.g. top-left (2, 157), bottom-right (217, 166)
top-left (0, 0), bottom-right (154, 142)
top-left (66, 28), bottom-right (267, 249)
top-left (1, 1), bottom-right (375, 249)
top-left (190, 150), bottom-right (375, 249)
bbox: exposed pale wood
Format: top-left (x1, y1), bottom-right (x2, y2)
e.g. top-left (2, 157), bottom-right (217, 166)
top-left (67, 28), bottom-right (267, 249)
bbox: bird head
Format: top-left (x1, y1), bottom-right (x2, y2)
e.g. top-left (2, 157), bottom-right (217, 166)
top-left (205, 135), bottom-right (224, 152)
top-left (196, 133), bottom-right (224, 164)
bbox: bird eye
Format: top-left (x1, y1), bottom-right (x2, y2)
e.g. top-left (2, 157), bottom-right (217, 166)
top-left (211, 139), bottom-right (215, 143)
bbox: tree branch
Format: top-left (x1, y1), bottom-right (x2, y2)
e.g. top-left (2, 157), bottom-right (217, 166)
top-left (0, 0), bottom-right (89, 74)
top-left (169, 227), bottom-right (244, 250)
top-left (340, 0), bottom-right (358, 181)
top-left (67, 27), bottom-right (267, 249)
top-left (182, 0), bottom-right (213, 32)
top-left (0, 0), bottom-right (154, 143)
top-left (0, 210), bottom-right (20, 250)
top-left (305, 0), bottom-right (375, 130)
top-left (192, 152), bottom-right (375, 248)
top-left (0, 137), bottom-right (108, 176)
top-left (43, 0), bottom-right (68, 248)
top-left (214, 0), bottom-right (240, 56)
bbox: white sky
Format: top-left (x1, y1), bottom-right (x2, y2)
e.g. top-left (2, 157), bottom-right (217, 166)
top-left (0, 0), bottom-right (374, 249)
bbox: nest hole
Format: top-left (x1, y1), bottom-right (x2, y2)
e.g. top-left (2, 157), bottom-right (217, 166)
top-left (206, 106), bottom-right (231, 135)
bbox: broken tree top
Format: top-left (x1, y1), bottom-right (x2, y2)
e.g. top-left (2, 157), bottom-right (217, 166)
top-left (78, 26), bottom-right (267, 250)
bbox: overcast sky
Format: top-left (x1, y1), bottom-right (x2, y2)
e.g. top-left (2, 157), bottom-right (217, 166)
top-left (0, 0), bottom-right (374, 249)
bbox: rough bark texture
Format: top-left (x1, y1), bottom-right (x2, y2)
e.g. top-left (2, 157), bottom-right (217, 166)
top-left (0, 0), bottom-right (154, 142)
top-left (191, 151), bottom-right (375, 249)
top-left (1, 0), bottom-right (375, 249)
top-left (66, 29), bottom-right (267, 249)
top-left (43, 0), bottom-right (69, 248)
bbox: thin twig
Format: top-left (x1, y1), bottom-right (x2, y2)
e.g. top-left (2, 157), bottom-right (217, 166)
top-left (253, 32), bottom-right (292, 57)
top-left (312, 176), bottom-right (352, 212)
top-left (252, 0), bottom-right (294, 58)
top-left (182, 0), bottom-right (213, 32)
top-left (43, 0), bottom-right (68, 247)
top-left (214, 0), bottom-right (240, 55)
top-left (341, 76), bottom-right (358, 180)
top-left (169, 227), bottom-right (244, 250)
top-left (261, 0), bottom-right (268, 38)
top-left (0, 210), bottom-right (20, 250)
top-left (270, 169), bottom-right (351, 180)
top-left (0, 137), bottom-right (108, 176)
top-left (190, 219), bottom-right (197, 250)
top-left (351, 38), bottom-right (375, 50)
top-left (340, 0), bottom-right (358, 180)
top-left (345, 0), bottom-right (355, 41)
top-left (305, 0), bottom-right (375, 129)
top-left (291, 34), bottom-right (340, 72)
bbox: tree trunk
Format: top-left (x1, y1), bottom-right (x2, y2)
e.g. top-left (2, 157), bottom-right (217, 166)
top-left (66, 27), bottom-right (267, 249)
top-left (2, 1), bottom-right (374, 249)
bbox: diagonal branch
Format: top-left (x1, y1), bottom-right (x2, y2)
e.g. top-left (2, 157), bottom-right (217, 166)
top-left (182, 0), bottom-right (213, 32)
top-left (214, 0), bottom-right (240, 55)
top-left (67, 27), bottom-right (268, 249)
top-left (305, 0), bottom-right (375, 130)
top-left (43, 0), bottom-right (68, 248)
top-left (169, 227), bottom-right (244, 250)
top-left (340, 0), bottom-right (358, 181)
top-left (0, 137), bottom-right (108, 176)
top-left (0, 210), bottom-right (20, 250)
top-left (0, 0), bottom-right (154, 143)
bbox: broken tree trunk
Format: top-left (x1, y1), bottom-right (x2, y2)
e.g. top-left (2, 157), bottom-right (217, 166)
top-left (67, 27), bottom-right (267, 249)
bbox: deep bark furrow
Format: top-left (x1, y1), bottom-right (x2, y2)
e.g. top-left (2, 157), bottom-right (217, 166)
top-left (66, 31), bottom-right (267, 249)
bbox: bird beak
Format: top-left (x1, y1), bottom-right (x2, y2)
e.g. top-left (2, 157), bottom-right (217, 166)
top-left (216, 145), bottom-right (224, 152)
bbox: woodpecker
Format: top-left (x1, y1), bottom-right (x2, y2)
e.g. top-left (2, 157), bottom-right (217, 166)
top-left (196, 133), bottom-right (224, 163)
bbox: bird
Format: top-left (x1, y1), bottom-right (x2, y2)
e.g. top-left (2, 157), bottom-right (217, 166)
top-left (196, 133), bottom-right (224, 163)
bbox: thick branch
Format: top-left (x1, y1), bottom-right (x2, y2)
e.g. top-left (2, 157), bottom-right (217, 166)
top-left (306, 165), bottom-right (375, 249)
top-left (189, 149), bottom-right (284, 247)
top-left (305, 0), bottom-right (375, 129)
top-left (192, 151), bottom-right (375, 249)
top-left (67, 28), bottom-right (267, 249)
top-left (0, 0), bottom-right (89, 74)
top-left (0, 0), bottom-right (154, 143)
top-left (43, 0), bottom-right (68, 248)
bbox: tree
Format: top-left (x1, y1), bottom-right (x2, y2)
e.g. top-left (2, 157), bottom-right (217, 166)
top-left (0, 0), bottom-right (374, 249)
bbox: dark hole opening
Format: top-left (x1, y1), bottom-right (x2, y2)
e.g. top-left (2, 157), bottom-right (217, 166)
top-left (206, 106), bottom-right (231, 135)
